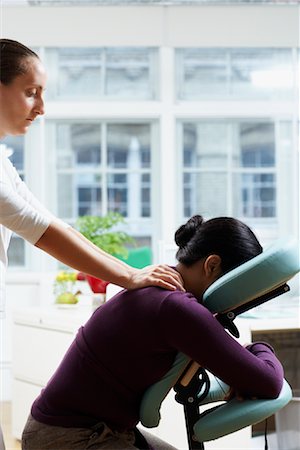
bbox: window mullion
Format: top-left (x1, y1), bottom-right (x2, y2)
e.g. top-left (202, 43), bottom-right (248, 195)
top-left (102, 123), bottom-right (108, 215)
top-left (227, 121), bottom-right (233, 216)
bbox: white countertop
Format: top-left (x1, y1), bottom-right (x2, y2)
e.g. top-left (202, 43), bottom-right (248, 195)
top-left (13, 294), bottom-right (300, 334)
top-left (13, 305), bottom-right (95, 332)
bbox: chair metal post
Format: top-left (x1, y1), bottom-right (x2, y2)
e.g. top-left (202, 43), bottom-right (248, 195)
top-left (174, 364), bottom-right (210, 450)
top-left (183, 403), bottom-right (205, 450)
top-left (216, 283), bottom-right (290, 338)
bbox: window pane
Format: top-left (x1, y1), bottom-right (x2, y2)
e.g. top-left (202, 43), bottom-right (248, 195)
top-left (179, 48), bottom-right (228, 99)
top-left (56, 123), bottom-right (101, 170)
top-left (233, 173), bottom-right (276, 218)
top-left (183, 172), bottom-right (228, 218)
top-left (178, 48), bottom-right (293, 100)
top-left (58, 173), bottom-right (102, 218)
top-left (57, 174), bottom-right (75, 218)
top-left (107, 173), bottom-right (128, 216)
top-left (46, 48), bottom-right (102, 99)
top-left (238, 122), bottom-right (275, 168)
top-left (107, 124), bottom-right (151, 169)
top-left (76, 172), bottom-right (102, 217)
top-left (231, 48), bottom-right (293, 100)
top-left (105, 48), bottom-right (155, 99)
top-left (183, 122), bottom-right (228, 168)
top-left (78, 186), bottom-right (102, 217)
top-left (0, 135), bottom-right (24, 172)
top-left (45, 47), bottom-right (157, 100)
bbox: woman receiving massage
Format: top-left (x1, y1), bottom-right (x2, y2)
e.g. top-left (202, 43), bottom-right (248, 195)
top-left (22, 215), bottom-right (284, 450)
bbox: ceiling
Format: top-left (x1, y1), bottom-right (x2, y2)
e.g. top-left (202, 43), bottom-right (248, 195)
top-left (3, 0), bottom-right (299, 6)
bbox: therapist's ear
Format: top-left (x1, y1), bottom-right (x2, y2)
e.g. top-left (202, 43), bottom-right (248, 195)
top-left (203, 254), bottom-right (222, 279)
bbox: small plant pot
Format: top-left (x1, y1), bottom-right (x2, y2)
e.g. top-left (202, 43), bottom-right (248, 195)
top-left (85, 275), bottom-right (109, 294)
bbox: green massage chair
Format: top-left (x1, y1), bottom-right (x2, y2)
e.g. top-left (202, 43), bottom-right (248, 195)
top-left (140, 239), bottom-right (300, 449)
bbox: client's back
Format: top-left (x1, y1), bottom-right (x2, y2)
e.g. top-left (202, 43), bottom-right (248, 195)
top-left (31, 286), bottom-right (196, 431)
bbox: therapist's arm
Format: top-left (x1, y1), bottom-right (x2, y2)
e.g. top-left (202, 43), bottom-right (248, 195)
top-left (35, 221), bottom-right (184, 291)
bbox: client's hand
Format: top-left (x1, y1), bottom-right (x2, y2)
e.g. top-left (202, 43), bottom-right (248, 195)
top-left (224, 387), bottom-right (257, 402)
top-left (127, 265), bottom-right (185, 291)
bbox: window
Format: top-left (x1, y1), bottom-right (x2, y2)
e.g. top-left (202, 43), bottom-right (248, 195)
top-left (44, 47), bottom-right (158, 100)
top-left (45, 121), bottom-right (153, 247)
top-left (177, 48), bottom-right (294, 100)
top-left (4, 45), bottom-right (298, 271)
top-left (180, 120), bottom-right (286, 223)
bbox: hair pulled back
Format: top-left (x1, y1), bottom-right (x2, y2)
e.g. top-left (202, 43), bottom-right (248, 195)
top-left (0, 39), bottom-right (39, 85)
top-left (175, 215), bottom-right (262, 274)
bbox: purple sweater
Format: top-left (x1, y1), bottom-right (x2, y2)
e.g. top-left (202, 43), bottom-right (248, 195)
top-left (32, 287), bottom-right (283, 431)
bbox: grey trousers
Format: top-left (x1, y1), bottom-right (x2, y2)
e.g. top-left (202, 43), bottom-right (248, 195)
top-left (22, 415), bottom-right (178, 450)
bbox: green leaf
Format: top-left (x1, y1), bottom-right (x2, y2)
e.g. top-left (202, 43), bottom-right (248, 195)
top-left (75, 212), bottom-right (135, 257)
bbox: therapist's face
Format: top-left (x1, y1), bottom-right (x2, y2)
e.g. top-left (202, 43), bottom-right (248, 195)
top-left (0, 57), bottom-right (46, 139)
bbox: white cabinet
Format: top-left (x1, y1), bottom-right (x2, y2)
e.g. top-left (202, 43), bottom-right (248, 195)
top-left (13, 323), bottom-right (75, 385)
top-left (12, 380), bottom-right (43, 440)
top-left (12, 306), bottom-right (92, 440)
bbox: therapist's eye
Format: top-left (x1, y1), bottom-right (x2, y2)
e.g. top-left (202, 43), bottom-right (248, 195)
top-left (26, 89), bottom-right (38, 97)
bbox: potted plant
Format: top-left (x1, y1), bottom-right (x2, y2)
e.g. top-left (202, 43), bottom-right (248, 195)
top-left (75, 212), bottom-right (135, 294)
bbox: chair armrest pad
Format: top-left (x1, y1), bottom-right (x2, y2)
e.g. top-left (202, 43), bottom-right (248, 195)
top-left (194, 379), bottom-right (292, 442)
top-left (140, 353), bottom-right (190, 427)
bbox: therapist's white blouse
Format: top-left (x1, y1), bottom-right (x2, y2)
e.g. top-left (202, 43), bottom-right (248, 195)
top-left (0, 150), bottom-right (63, 313)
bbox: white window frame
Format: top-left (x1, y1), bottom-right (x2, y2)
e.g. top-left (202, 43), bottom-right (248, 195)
top-left (7, 45), bottom-right (299, 271)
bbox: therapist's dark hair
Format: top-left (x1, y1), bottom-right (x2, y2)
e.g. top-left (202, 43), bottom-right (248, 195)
top-left (0, 39), bottom-right (39, 85)
top-left (175, 215), bottom-right (262, 274)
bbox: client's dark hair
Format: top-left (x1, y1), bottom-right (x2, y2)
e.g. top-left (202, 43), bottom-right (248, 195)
top-left (0, 38), bottom-right (39, 85)
top-left (175, 215), bottom-right (262, 274)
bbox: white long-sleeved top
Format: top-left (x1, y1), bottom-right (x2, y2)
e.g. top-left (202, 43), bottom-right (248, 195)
top-left (0, 150), bottom-right (64, 313)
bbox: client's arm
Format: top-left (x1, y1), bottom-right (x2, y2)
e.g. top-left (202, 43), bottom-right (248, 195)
top-left (159, 292), bottom-right (283, 399)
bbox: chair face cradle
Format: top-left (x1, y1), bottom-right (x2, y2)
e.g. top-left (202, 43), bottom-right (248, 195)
top-left (140, 239), bottom-right (300, 449)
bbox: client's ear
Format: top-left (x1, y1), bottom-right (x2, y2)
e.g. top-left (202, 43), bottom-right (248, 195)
top-left (204, 255), bottom-right (222, 279)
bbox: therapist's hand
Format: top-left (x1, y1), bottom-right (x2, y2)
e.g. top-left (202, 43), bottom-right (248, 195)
top-left (127, 265), bottom-right (185, 291)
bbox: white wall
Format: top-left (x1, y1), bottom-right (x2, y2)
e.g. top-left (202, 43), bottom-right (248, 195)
top-left (1, 5), bottom-right (299, 47)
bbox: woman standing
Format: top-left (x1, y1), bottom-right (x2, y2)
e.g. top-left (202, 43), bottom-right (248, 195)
top-left (0, 39), bottom-right (183, 450)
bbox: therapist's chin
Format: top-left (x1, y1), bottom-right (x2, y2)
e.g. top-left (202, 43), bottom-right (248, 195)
top-left (14, 123), bottom-right (31, 136)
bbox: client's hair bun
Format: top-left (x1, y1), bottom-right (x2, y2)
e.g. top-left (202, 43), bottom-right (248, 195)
top-left (175, 215), bottom-right (204, 248)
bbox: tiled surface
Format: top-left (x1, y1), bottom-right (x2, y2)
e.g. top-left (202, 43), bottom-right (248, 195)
top-left (1, 403), bottom-right (21, 450)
